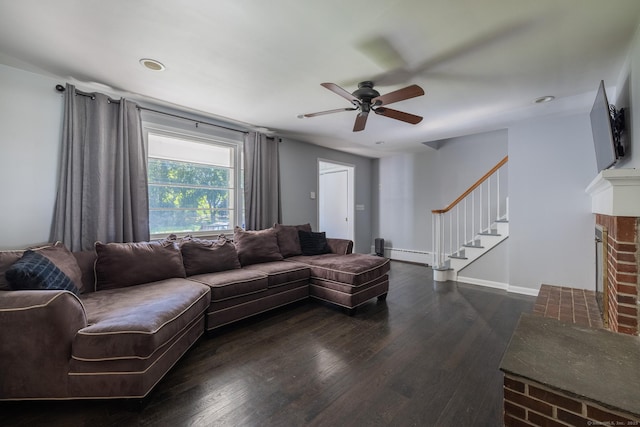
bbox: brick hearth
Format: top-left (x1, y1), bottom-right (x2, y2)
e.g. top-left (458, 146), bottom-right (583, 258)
top-left (533, 284), bottom-right (603, 329)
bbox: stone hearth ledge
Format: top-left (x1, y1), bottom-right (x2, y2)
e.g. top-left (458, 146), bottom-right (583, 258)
top-left (500, 313), bottom-right (640, 417)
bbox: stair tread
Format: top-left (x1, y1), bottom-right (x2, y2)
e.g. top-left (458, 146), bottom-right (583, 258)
top-left (449, 255), bottom-right (468, 260)
top-left (479, 232), bottom-right (501, 236)
top-left (463, 244), bottom-right (485, 248)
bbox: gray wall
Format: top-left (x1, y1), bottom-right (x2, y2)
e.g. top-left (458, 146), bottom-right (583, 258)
top-left (0, 63), bottom-right (376, 253)
top-left (375, 130), bottom-right (508, 254)
top-left (459, 241), bottom-right (510, 284)
top-left (0, 64), bottom-right (63, 249)
top-left (616, 21), bottom-right (640, 169)
top-left (279, 138), bottom-right (373, 254)
top-left (507, 113), bottom-right (596, 292)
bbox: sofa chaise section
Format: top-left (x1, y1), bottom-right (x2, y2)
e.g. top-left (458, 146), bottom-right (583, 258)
top-left (287, 253), bottom-right (391, 311)
top-left (0, 240), bottom-right (212, 401)
top-left (0, 290), bottom-right (87, 399)
top-left (69, 279), bottom-right (210, 399)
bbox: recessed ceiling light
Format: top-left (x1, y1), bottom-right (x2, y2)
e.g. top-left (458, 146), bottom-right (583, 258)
top-left (375, 141), bottom-right (385, 145)
top-left (534, 95), bottom-right (555, 104)
top-left (139, 58), bottom-right (165, 71)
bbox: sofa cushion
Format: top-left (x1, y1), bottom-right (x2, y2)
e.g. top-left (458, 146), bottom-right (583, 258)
top-left (94, 240), bottom-right (186, 291)
top-left (187, 269), bottom-right (269, 301)
top-left (274, 223), bottom-right (312, 257)
top-left (0, 242), bottom-right (83, 292)
top-left (74, 278), bottom-right (210, 361)
top-left (298, 230), bottom-right (331, 256)
top-left (244, 261), bottom-right (310, 288)
top-left (234, 227), bottom-right (283, 266)
top-left (72, 249), bottom-right (97, 294)
top-left (180, 235), bottom-right (241, 276)
top-left (5, 250), bottom-right (80, 295)
top-left (286, 253), bottom-right (391, 286)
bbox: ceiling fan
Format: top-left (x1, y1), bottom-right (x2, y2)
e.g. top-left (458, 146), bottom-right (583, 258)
top-left (300, 81), bottom-right (424, 132)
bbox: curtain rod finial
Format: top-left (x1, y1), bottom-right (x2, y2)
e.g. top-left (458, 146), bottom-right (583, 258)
top-left (55, 84), bottom-right (65, 92)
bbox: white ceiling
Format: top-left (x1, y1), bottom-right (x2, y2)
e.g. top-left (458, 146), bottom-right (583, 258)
top-left (1, 0), bottom-right (639, 157)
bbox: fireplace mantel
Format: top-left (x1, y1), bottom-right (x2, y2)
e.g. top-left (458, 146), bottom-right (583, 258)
top-left (585, 168), bottom-right (640, 216)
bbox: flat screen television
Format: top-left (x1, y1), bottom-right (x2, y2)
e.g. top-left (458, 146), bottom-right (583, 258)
top-left (590, 80), bottom-right (625, 172)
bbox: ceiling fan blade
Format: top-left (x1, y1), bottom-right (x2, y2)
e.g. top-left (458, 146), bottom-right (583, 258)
top-left (353, 112), bottom-right (369, 132)
top-left (374, 107), bottom-right (423, 125)
top-left (372, 84), bottom-right (424, 106)
top-left (300, 107), bottom-right (357, 118)
top-left (356, 35), bottom-right (407, 70)
top-left (321, 82), bottom-right (359, 104)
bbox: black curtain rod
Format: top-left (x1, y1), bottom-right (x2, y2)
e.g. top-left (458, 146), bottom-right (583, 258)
top-left (55, 84), bottom-right (250, 135)
top-left (55, 84), bottom-right (117, 102)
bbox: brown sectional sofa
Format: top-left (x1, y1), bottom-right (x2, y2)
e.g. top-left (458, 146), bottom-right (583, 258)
top-left (0, 225), bottom-right (390, 400)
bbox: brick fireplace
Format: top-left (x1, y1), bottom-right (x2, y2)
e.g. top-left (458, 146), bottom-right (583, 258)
top-left (499, 169), bottom-right (640, 427)
top-left (586, 168), bottom-right (640, 336)
top-left (594, 214), bottom-right (639, 334)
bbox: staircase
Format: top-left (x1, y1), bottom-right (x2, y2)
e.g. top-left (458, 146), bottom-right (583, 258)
top-left (432, 156), bottom-right (509, 282)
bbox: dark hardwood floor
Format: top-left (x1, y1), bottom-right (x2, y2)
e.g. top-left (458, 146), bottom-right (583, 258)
top-left (2, 261), bottom-right (534, 426)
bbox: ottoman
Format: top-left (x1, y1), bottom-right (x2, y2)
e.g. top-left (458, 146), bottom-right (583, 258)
top-left (286, 253), bottom-right (390, 313)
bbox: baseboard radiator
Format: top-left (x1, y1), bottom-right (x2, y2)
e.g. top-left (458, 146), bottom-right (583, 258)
top-left (371, 246), bottom-right (432, 265)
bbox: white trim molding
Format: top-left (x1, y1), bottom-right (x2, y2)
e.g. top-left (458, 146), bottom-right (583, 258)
top-left (457, 276), bottom-right (540, 296)
top-left (585, 168), bottom-right (640, 216)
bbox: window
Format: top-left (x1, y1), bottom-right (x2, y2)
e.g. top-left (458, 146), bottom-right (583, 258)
top-left (146, 129), bottom-right (242, 237)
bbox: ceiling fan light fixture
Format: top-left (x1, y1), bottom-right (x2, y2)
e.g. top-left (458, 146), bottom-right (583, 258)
top-left (139, 58), bottom-right (165, 71)
top-left (534, 95), bottom-right (555, 104)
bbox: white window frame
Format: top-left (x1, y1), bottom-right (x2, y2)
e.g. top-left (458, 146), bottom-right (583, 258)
top-left (142, 116), bottom-right (244, 240)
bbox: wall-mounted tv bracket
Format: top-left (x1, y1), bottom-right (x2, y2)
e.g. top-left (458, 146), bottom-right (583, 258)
top-left (609, 105), bottom-right (626, 157)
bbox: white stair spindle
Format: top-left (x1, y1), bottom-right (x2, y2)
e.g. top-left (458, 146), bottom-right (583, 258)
top-left (464, 198), bottom-right (467, 245)
top-left (487, 177), bottom-right (491, 231)
top-left (479, 185), bottom-right (483, 233)
top-left (456, 205), bottom-right (459, 254)
top-left (497, 169), bottom-right (501, 220)
top-left (472, 190), bottom-right (475, 239)
top-left (449, 212), bottom-right (452, 258)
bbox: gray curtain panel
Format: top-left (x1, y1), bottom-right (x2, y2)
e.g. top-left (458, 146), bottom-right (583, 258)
top-left (50, 84), bottom-right (149, 251)
top-left (243, 132), bottom-right (281, 230)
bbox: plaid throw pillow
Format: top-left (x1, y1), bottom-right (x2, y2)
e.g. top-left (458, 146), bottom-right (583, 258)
top-left (5, 250), bottom-right (80, 295)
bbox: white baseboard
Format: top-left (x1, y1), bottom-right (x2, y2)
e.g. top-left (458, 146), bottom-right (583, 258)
top-left (457, 276), bottom-right (508, 291)
top-left (372, 246), bottom-right (432, 265)
top-left (506, 285), bottom-right (540, 296)
top-left (457, 276), bottom-right (540, 296)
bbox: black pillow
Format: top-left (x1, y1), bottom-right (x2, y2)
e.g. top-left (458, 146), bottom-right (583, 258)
top-left (5, 250), bottom-right (80, 295)
top-left (298, 230), bottom-right (332, 256)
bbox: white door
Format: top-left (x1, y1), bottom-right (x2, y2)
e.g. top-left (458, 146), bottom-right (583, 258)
top-left (318, 161), bottom-right (354, 241)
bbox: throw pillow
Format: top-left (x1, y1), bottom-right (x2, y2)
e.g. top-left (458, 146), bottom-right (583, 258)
top-left (37, 242), bottom-right (84, 293)
top-left (0, 242), bottom-right (84, 293)
top-left (5, 250), bottom-right (80, 295)
top-left (94, 240), bottom-right (186, 291)
top-left (274, 223), bottom-right (312, 257)
top-left (234, 227), bottom-right (284, 266)
top-left (0, 250), bottom-right (23, 291)
top-left (180, 235), bottom-right (241, 276)
top-left (298, 230), bottom-right (332, 256)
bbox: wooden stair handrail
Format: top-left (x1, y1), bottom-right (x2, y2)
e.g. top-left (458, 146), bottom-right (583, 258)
top-left (431, 156), bottom-right (508, 214)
